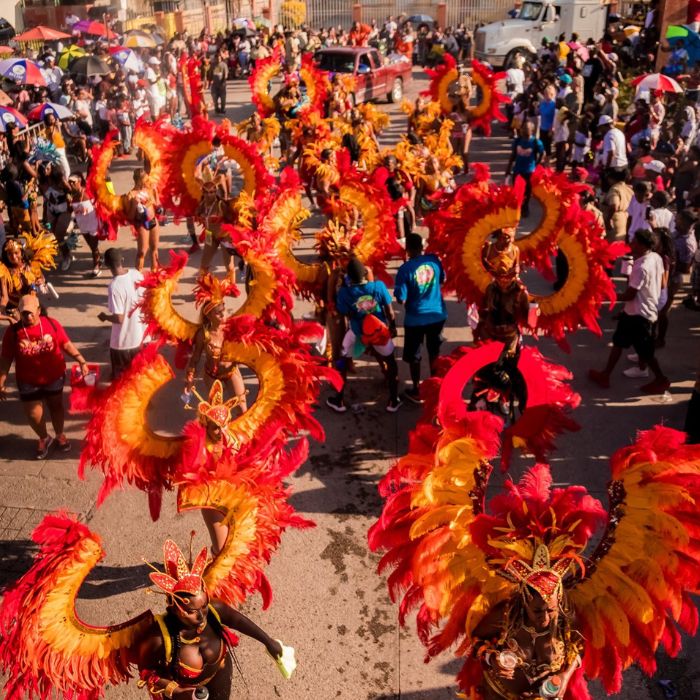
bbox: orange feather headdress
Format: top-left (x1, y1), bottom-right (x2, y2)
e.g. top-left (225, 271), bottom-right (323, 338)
top-left (194, 273), bottom-right (239, 316)
top-left (197, 380), bottom-right (240, 429)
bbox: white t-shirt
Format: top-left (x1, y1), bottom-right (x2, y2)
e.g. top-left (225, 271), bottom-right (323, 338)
top-left (627, 198), bottom-right (649, 240)
top-left (107, 269), bottom-right (147, 350)
top-left (603, 127), bottom-right (628, 168)
top-left (71, 198), bottom-right (98, 235)
top-left (649, 206), bottom-right (674, 232)
top-left (625, 251), bottom-right (663, 322)
top-left (506, 67), bottom-right (525, 96)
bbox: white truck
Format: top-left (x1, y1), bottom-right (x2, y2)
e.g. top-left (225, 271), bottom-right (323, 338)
top-left (474, 0), bottom-right (609, 68)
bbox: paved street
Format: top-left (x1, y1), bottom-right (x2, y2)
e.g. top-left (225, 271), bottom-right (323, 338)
top-left (1, 68), bottom-right (699, 699)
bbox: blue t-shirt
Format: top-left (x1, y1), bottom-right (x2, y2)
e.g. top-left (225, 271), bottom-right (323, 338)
top-left (512, 136), bottom-right (544, 175)
top-left (394, 254), bottom-right (447, 327)
top-left (539, 99), bottom-right (556, 131)
top-left (336, 279), bottom-right (392, 336)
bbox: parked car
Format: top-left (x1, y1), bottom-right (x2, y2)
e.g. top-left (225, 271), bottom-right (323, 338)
top-left (315, 46), bottom-right (412, 104)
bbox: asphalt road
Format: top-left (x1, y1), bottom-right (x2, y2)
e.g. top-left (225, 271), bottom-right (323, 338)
top-left (1, 68), bottom-right (699, 699)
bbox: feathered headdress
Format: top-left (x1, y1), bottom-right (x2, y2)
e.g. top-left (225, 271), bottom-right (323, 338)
top-left (500, 544), bottom-right (575, 601)
top-left (315, 220), bottom-right (357, 261)
top-left (149, 539), bottom-right (209, 596)
top-left (194, 273), bottom-right (239, 315)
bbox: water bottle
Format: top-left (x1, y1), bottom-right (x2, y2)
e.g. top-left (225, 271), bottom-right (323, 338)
top-left (540, 675), bottom-right (562, 698)
top-left (194, 688), bottom-right (209, 700)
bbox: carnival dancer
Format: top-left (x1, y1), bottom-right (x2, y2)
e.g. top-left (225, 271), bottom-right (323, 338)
top-left (185, 276), bottom-right (248, 413)
top-left (196, 180), bottom-right (239, 283)
top-left (0, 234), bottom-right (57, 319)
top-left (125, 168), bottom-right (161, 272)
top-left (0, 522), bottom-right (297, 700)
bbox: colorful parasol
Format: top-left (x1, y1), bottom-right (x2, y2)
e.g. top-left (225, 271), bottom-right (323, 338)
top-left (122, 30), bottom-right (157, 49)
top-left (0, 106), bottom-right (28, 132)
top-left (27, 102), bottom-right (75, 122)
top-left (0, 58), bottom-right (46, 85)
top-left (108, 46), bottom-right (140, 72)
top-left (72, 20), bottom-right (118, 40)
top-left (631, 72), bottom-right (684, 93)
top-left (57, 45), bottom-right (85, 70)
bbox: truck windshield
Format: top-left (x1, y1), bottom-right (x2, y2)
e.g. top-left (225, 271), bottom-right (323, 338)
top-left (316, 52), bottom-right (355, 73)
top-left (518, 2), bottom-right (543, 20)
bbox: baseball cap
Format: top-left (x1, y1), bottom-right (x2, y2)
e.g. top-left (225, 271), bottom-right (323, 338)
top-left (148, 57), bottom-right (160, 65)
top-left (597, 115), bottom-right (613, 127)
top-left (18, 294), bottom-right (40, 314)
top-left (559, 73), bottom-right (572, 84)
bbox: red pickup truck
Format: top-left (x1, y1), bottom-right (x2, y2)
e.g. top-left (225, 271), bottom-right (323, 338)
top-left (315, 47), bottom-right (412, 104)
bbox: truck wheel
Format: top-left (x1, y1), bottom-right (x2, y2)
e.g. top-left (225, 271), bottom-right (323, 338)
top-left (387, 77), bottom-right (403, 103)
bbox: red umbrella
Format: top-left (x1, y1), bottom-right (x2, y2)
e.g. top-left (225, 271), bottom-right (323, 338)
top-left (630, 73), bottom-right (683, 94)
top-left (0, 106), bottom-right (28, 132)
top-left (14, 26), bottom-right (72, 42)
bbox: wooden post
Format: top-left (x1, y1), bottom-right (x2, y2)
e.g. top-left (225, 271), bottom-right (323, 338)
top-left (656, 0), bottom-right (688, 70)
top-left (437, 2), bottom-right (447, 29)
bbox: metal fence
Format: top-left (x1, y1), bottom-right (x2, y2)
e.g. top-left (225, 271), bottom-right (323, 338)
top-left (295, 0), bottom-right (513, 30)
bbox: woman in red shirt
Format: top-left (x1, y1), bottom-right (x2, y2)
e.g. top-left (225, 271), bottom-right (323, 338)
top-left (0, 295), bottom-right (89, 458)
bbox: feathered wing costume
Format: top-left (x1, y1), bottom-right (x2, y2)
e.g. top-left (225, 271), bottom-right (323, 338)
top-left (370, 405), bottom-right (700, 699)
top-left (0, 515), bottom-right (298, 699)
top-left (424, 54), bottom-right (509, 135)
top-left (426, 165), bottom-right (626, 349)
top-left (421, 343), bottom-right (580, 469)
top-left (79, 321), bottom-right (341, 518)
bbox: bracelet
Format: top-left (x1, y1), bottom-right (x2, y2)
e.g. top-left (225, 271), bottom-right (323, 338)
top-left (164, 680), bottom-right (178, 699)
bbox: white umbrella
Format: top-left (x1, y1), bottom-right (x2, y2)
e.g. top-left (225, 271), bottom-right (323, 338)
top-left (631, 72), bottom-right (683, 94)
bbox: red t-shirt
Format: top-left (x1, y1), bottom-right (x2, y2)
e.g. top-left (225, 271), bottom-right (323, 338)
top-left (1, 317), bottom-right (69, 385)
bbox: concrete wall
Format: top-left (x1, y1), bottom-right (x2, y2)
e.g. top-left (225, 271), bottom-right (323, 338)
top-left (0, 0), bottom-right (22, 33)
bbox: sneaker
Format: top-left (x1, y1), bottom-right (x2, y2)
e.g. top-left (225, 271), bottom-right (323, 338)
top-left (386, 397), bottom-right (402, 413)
top-left (623, 366), bottom-right (649, 378)
top-left (627, 352), bottom-right (639, 362)
top-left (404, 387), bottom-right (422, 405)
top-left (36, 436), bottom-right (54, 460)
top-left (640, 378), bottom-right (671, 395)
top-left (326, 396), bottom-right (347, 413)
top-left (90, 265), bottom-right (102, 278)
top-left (60, 254), bottom-right (74, 272)
top-left (588, 369), bottom-right (610, 389)
top-left (56, 435), bottom-right (71, 453)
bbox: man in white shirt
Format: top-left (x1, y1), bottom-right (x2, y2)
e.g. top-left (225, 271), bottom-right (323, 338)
top-left (589, 229), bottom-right (670, 394)
top-left (598, 114), bottom-right (628, 190)
top-left (42, 55), bottom-right (64, 101)
top-left (505, 55), bottom-right (525, 99)
top-left (145, 57), bottom-right (164, 119)
top-left (97, 248), bottom-right (147, 378)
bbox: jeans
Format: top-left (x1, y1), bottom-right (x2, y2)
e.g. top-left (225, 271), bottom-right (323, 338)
top-left (211, 82), bottom-right (226, 112)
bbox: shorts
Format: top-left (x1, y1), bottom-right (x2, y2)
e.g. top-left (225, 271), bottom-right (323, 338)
top-left (110, 346), bottom-right (141, 379)
top-left (341, 329), bottom-right (394, 358)
top-left (17, 375), bottom-right (65, 402)
top-left (402, 320), bottom-right (445, 363)
top-left (612, 312), bottom-right (654, 359)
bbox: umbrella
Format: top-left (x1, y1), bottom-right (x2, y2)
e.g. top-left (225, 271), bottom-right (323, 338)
top-left (109, 46), bottom-right (140, 72)
top-left (233, 18), bottom-right (254, 30)
top-left (0, 89), bottom-right (12, 106)
top-left (68, 55), bottom-right (111, 78)
top-left (667, 25), bottom-right (694, 40)
top-left (0, 106), bottom-right (27, 131)
top-left (72, 20), bottom-right (118, 40)
top-left (0, 58), bottom-right (46, 85)
top-left (57, 45), bottom-right (85, 70)
top-left (27, 102), bottom-right (75, 122)
top-left (14, 26), bottom-right (71, 42)
top-left (631, 72), bottom-right (683, 94)
top-left (405, 14), bottom-right (434, 26)
top-left (123, 31), bottom-right (156, 49)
